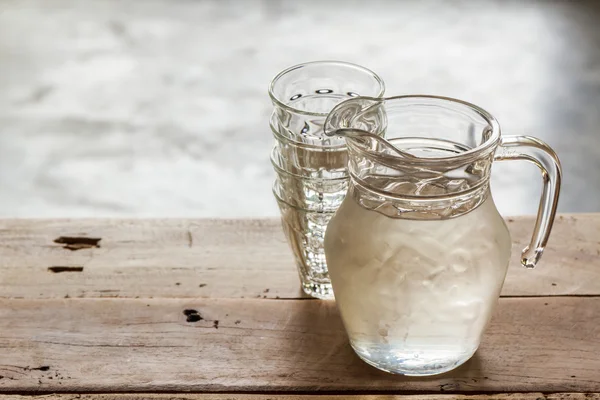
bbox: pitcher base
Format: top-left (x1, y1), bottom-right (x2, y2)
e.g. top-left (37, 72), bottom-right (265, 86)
top-left (351, 342), bottom-right (477, 376)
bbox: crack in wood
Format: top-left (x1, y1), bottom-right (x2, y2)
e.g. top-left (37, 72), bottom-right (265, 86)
top-left (32, 340), bottom-right (190, 348)
top-left (29, 366), bottom-right (50, 371)
top-left (48, 266), bottom-right (84, 273)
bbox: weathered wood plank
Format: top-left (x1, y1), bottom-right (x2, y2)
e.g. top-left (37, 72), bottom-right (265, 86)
top-left (0, 216), bottom-right (598, 299)
top-left (3, 393), bottom-right (599, 400)
top-left (0, 297), bottom-right (597, 393)
top-left (0, 219), bottom-right (302, 299)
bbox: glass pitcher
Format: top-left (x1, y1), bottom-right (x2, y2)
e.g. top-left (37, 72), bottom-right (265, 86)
top-left (323, 95), bottom-right (562, 376)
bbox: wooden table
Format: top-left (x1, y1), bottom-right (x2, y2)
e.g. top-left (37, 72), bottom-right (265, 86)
top-left (0, 216), bottom-right (599, 400)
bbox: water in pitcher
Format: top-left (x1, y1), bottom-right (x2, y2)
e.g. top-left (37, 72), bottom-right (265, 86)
top-left (324, 190), bottom-right (512, 375)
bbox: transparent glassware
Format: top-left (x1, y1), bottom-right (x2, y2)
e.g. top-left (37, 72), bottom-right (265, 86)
top-left (271, 146), bottom-right (348, 211)
top-left (268, 61), bottom-right (385, 298)
top-left (272, 181), bottom-right (337, 299)
top-left (270, 114), bottom-right (348, 180)
top-left (323, 95), bottom-right (562, 375)
top-left (269, 61), bottom-right (385, 145)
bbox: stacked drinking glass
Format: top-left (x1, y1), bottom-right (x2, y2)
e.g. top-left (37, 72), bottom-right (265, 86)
top-left (268, 61), bottom-right (385, 299)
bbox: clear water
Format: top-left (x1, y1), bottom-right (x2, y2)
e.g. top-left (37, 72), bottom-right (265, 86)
top-left (324, 192), bottom-right (512, 375)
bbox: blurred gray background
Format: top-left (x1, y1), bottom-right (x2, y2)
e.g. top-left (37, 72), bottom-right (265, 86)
top-left (0, 0), bottom-right (598, 217)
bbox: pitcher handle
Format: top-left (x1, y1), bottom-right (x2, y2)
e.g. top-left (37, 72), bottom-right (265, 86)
top-left (494, 135), bottom-right (562, 268)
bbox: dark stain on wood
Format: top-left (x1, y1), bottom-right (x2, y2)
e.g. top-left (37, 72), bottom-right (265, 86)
top-left (187, 230), bottom-right (193, 248)
top-left (186, 314), bottom-right (202, 323)
top-left (48, 266), bottom-right (84, 273)
top-left (213, 320), bottom-right (219, 329)
top-left (183, 309), bottom-right (203, 323)
top-left (54, 236), bottom-right (101, 251)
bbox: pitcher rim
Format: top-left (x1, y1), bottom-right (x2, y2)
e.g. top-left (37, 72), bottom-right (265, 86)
top-left (268, 60), bottom-right (386, 117)
top-left (326, 94), bottom-right (502, 163)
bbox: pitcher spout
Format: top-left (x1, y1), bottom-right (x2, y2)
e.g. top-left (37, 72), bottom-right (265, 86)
top-left (324, 96), bottom-right (418, 160)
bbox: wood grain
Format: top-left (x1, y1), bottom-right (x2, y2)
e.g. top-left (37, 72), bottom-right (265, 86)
top-left (0, 215), bottom-right (598, 299)
top-left (0, 297), bottom-right (598, 393)
top-left (2, 394), bottom-right (599, 400)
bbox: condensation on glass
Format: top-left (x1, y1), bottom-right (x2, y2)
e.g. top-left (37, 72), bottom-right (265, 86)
top-left (324, 95), bottom-right (562, 375)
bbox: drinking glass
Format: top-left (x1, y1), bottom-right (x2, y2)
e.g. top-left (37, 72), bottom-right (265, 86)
top-left (268, 61), bottom-right (385, 298)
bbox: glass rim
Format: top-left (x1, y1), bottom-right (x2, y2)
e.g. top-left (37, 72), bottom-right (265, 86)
top-left (270, 146), bottom-right (349, 182)
top-left (325, 94), bottom-right (502, 163)
top-left (268, 60), bottom-right (385, 117)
